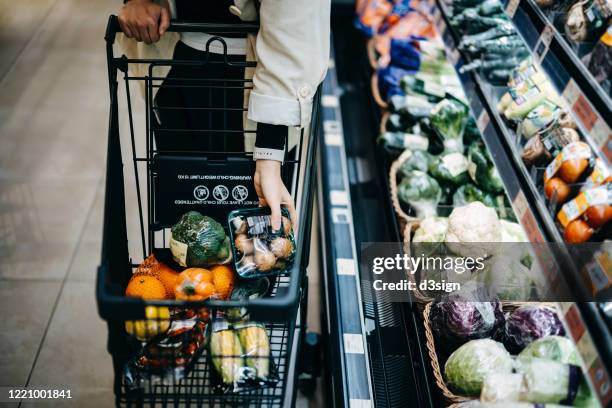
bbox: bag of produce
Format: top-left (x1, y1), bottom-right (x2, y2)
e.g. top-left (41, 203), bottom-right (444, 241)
top-left (377, 65), bottom-right (415, 100)
top-left (458, 21), bottom-right (516, 49)
top-left (565, 0), bottom-right (611, 42)
top-left (467, 142), bottom-right (504, 193)
top-left (226, 278), bottom-right (271, 322)
top-left (480, 373), bottom-right (525, 402)
top-left (452, 184), bottom-right (497, 212)
top-left (397, 170), bottom-right (442, 218)
top-left (398, 150), bottom-right (434, 176)
top-left (228, 207), bottom-right (295, 279)
top-left (235, 322), bottom-right (278, 385)
top-left (413, 216), bottom-right (448, 244)
top-left (430, 98), bottom-right (469, 153)
top-left (170, 211), bottom-right (232, 268)
top-left (504, 305), bottom-right (565, 352)
top-left (544, 141), bottom-right (594, 184)
top-left (354, 0), bottom-right (393, 37)
top-left (476, 255), bottom-right (535, 301)
top-left (389, 37), bottom-right (422, 71)
top-left (378, 131), bottom-right (429, 152)
top-left (518, 335), bottom-right (580, 366)
top-left (123, 319), bottom-right (207, 390)
top-left (430, 289), bottom-right (504, 349)
top-left (519, 358), bottom-right (582, 404)
top-left (209, 319), bottom-right (252, 391)
top-left (444, 339), bottom-right (513, 396)
top-left (428, 152), bottom-right (470, 186)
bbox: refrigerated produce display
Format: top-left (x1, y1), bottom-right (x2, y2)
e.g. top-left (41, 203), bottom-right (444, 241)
top-left (318, 0), bottom-right (611, 407)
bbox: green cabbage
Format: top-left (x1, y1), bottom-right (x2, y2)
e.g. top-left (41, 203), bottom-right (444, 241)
top-left (517, 336), bottom-right (580, 366)
top-left (398, 150), bottom-right (433, 177)
top-left (171, 211), bottom-right (231, 267)
top-left (429, 152), bottom-right (470, 186)
top-left (444, 339), bottom-right (513, 396)
top-left (430, 99), bottom-right (469, 153)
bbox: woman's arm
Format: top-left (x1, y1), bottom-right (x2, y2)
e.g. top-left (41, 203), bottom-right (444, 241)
top-left (250, 0), bottom-right (331, 230)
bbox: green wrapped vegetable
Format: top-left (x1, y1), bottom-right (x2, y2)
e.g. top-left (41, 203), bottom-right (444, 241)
top-left (467, 142), bottom-right (504, 193)
top-left (463, 116), bottom-right (482, 146)
top-left (236, 323), bottom-right (270, 381)
top-left (210, 325), bottom-right (245, 385)
top-left (477, 255), bottom-right (535, 301)
top-left (459, 22), bottom-right (516, 49)
top-left (397, 171), bottom-right (442, 218)
top-left (226, 279), bottom-right (270, 322)
top-left (444, 339), bottom-right (513, 396)
top-left (398, 150), bottom-right (433, 177)
top-left (517, 336), bottom-right (580, 366)
top-left (518, 359), bottom-right (582, 404)
top-left (430, 99), bottom-right (469, 153)
top-left (378, 132), bottom-right (429, 152)
top-left (170, 211), bottom-right (232, 267)
top-left (453, 184), bottom-right (497, 208)
top-left (463, 35), bottom-right (525, 57)
top-left (451, 11), bottom-right (509, 35)
top-left (428, 152), bottom-right (470, 186)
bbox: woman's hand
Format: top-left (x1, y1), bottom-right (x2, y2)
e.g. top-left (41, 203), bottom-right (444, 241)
top-left (118, 0), bottom-right (170, 44)
top-left (254, 160), bottom-right (298, 231)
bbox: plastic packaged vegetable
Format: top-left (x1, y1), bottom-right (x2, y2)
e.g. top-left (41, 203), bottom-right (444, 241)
top-left (517, 335), bottom-right (580, 366)
top-left (235, 322), bottom-right (278, 385)
top-left (444, 339), bottom-right (513, 396)
top-left (228, 208), bottom-right (295, 279)
top-left (397, 170), bottom-right (442, 218)
top-left (430, 99), bottom-right (469, 153)
top-left (519, 359), bottom-right (582, 404)
top-left (209, 320), bottom-right (247, 388)
top-left (428, 152), bottom-right (470, 186)
top-left (504, 305), bottom-right (565, 352)
top-left (398, 150), bottom-right (433, 176)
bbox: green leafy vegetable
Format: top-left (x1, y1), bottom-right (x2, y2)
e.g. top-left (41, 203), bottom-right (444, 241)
top-left (399, 150), bottom-right (433, 177)
top-left (430, 99), bottom-right (469, 153)
top-left (397, 171), bottom-right (442, 218)
top-left (467, 142), bottom-right (504, 193)
top-left (171, 211), bottom-right (231, 267)
top-left (428, 152), bottom-right (470, 186)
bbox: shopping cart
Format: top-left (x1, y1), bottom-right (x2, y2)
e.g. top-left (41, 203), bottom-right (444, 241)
top-left (97, 15), bottom-right (319, 407)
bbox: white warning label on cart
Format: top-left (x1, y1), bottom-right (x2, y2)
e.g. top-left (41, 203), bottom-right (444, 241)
top-left (343, 333), bottom-right (365, 354)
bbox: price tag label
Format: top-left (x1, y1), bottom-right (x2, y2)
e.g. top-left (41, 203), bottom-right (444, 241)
top-left (505, 0), bottom-right (521, 18)
top-left (477, 110), bottom-right (490, 133)
top-left (589, 118), bottom-right (611, 151)
top-left (577, 330), bottom-right (598, 368)
top-left (562, 78), bottom-right (580, 105)
top-left (512, 190), bottom-right (529, 218)
top-left (534, 25), bottom-right (554, 63)
top-left (573, 94), bottom-right (598, 131)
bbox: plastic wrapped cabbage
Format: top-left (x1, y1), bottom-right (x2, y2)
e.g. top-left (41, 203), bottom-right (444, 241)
top-left (428, 152), bottom-right (470, 186)
top-left (480, 373), bottom-right (525, 402)
top-left (170, 211), bottom-right (232, 267)
top-left (431, 293), bottom-right (504, 348)
top-left (444, 339), bottom-right (513, 396)
top-left (517, 336), bottom-right (580, 366)
top-left (452, 183), bottom-right (498, 209)
top-left (519, 359), bottom-right (582, 404)
top-left (446, 202), bottom-right (501, 258)
top-left (504, 305), bottom-right (565, 352)
top-left (467, 141), bottom-right (504, 193)
top-left (430, 98), bottom-right (469, 153)
top-left (500, 220), bottom-right (528, 242)
top-left (398, 150), bottom-right (433, 177)
top-left (397, 171), bottom-right (442, 218)
top-left (476, 255), bottom-right (534, 301)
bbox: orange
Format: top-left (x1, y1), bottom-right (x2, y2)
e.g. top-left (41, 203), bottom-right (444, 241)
top-left (211, 265), bottom-right (236, 300)
top-left (125, 274), bottom-right (167, 300)
top-left (156, 264), bottom-right (179, 299)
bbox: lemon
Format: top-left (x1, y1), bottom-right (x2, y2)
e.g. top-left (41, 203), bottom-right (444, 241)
top-left (125, 306), bottom-right (170, 341)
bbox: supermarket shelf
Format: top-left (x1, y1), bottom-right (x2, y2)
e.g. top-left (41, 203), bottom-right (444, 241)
top-left (318, 12), bottom-right (436, 407)
top-left (433, 2), bottom-right (612, 405)
top-left (502, 0), bottom-right (612, 163)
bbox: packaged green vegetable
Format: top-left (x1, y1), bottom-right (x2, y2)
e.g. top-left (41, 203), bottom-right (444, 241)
top-left (398, 150), bottom-right (433, 177)
top-left (397, 170), bottom-right (442, 218)
top-left (444, 339), bottom-right (513, 396)
top-left (518, 358), bottom-right (582, 404)
top-left (235, 322), bottom-right (278, 385)
top-left (467, 142), bottom-right (504, 193)
top-left (518, 336), bottom-right (580, 366)
top-left (430, 99), bottom-right (469, 153)
top-left (170, 211), bottom-right (232, 267)
top-left (428, 152), bottom-right (470, 186)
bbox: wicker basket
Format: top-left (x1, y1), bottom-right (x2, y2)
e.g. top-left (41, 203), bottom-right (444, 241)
top-left (367, 38), bottom-right (379, 70)
top-left (389, 149), bottom-right (420, 230)
top-left (371, 71), bottom-right (388, 109)
top-left (422, 301), bottom-right (558, 404)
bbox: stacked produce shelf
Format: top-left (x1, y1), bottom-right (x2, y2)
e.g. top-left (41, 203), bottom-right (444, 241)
top-left (322, 0), bottom-right (611, 407)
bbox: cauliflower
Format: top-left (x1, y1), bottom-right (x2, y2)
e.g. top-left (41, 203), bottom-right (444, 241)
top-left (445, 202), bottom-right (501, 258)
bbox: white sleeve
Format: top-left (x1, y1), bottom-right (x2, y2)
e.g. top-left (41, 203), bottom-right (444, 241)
top-left (247, 0), bottom-right (331, 128)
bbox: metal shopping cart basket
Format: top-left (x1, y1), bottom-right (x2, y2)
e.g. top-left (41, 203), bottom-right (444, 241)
top-left (97, 15), bottom-right (319, 407)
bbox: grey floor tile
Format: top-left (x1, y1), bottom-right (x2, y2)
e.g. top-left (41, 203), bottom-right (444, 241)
top-left (0, 0), bottom-right (57, 80)
top-left (0, 179), bottom-right (98, 280)
top-left (0, 280), bottom-right (61, 387)
top-left (19, 388), bottom-right (114, 408)
top-left (27, 281), bottom-right (113, 400)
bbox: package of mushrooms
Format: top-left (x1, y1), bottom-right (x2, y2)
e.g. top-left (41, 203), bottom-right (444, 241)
top-left (228, 208), bottom-right (296, 279)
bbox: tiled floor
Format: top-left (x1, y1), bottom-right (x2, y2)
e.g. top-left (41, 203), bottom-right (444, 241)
top-left (0, 1), bottom-right (323, 407)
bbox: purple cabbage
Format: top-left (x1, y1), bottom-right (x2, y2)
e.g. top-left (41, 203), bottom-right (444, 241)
top-left (430, 295), bottom-right (504, 349)
top-left (504, 305), bottom-right (565, 353)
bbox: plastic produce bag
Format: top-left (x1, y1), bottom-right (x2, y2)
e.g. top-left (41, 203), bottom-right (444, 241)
top-left (389, 37), bottom-right (422, 71)
top-left (170, 211), bottom-right (232, 267)
top-left (124, 317), bottom-right (207, 390)
top-left (354, 0), bottom-right (393, 37)
top-left (397, 170), bottom-right (442, 218)
top-left (235, 322), bottom-right (279, 386)
top-left (378, 64), bottom-right (416, 101)
top-left (517, 335), bottom-right (580, 366)
top-left (430, 99), bottom-right (469, 153)
top-left (504, 305), bottom-right (565, 353)
top-left (228, 208), bottom-right (295, 279)
top-left (444, 339), bottom-right (513, 396)
top-left (430, 287), bottom-right (504, 349)
top-left (398, 150), bottom-right (434, 176)
top-left (226, 278), bottom-right (270, 322)
top-left (519, 359), bottom-right (582, 405)
top-left (480, 373), bottom-right (525, 402)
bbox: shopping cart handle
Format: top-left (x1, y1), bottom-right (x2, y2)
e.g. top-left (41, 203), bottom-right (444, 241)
top-left (105, 15), bottom-right (259, 43)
